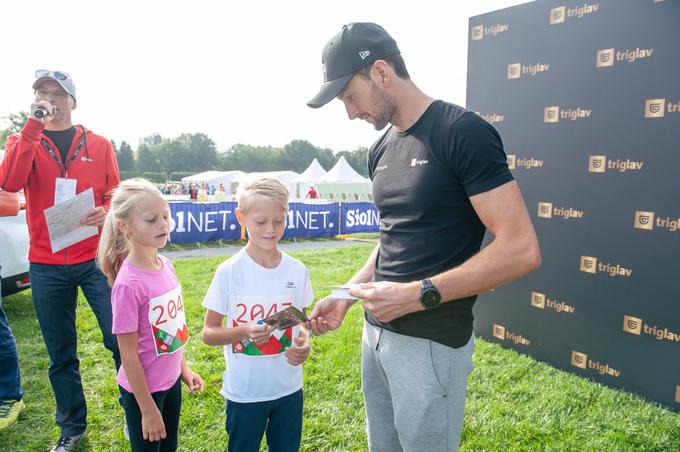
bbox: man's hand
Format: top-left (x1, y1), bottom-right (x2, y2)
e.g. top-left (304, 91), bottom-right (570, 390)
top-left (350, 281), bottom-right (423, 323)
top-left (307, 296), bottom-right (351, 336)
top-left (81, 206), bottom-right (107, 227)
top-left (284, 330), bottom-right (310, 366)
top-left (30, 100), bottom-right (54, 125)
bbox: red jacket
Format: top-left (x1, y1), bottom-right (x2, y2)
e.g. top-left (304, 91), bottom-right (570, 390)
top-left (0, 118), bottom-right (120, 265)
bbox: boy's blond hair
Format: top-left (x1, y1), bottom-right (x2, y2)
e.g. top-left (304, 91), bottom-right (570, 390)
top-left (236, 176), bottom-right (289, 213)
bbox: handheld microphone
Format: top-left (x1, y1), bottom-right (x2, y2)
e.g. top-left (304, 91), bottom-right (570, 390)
top-left (34, 107), bottom-right (48, 119)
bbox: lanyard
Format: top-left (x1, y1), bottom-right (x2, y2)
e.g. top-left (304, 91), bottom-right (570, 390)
top-left (40, 126), bottom-right (86, 178)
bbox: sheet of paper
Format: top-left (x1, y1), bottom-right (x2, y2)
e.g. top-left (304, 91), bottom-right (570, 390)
top-left (331, 284), bottom-right (361, 300)
top-left (44, 188), bottom-right (98, 253)
top-left (54, 177), bottom-right (77, 205)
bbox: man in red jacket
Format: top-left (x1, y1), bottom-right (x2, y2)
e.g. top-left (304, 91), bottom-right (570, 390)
top-left (0, 70), bottom-right (121, 452)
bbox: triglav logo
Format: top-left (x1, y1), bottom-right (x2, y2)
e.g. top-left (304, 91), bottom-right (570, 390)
top-left (550, 6), bottom-right (566, 24)
top-left (493, 324), bottom-right (506, 340)
top-left (507, 62), bottom-right (550, 79)
top-left (471, 23), bottom-right (509, 40)
top-left (588, 155), bottom-right (606, 173)
top-left (571, 351), bottom-right (587, 369)
top-left (597, 48), bottom-right (654, 68)
top-left (544, 106), bottom-right (592, 122)
top-left (507, 63), bottom-right (521, 79)
top-left (544, 106), bottom-right (559, 123)
top-left (537, 202), bottom-right (583, 219)
top-left (634, 210), bottom-right (680, 232)
top-left (471, 25), bottom-right (484, 41)
top-left (588, 156), bottom-right (644, 173)
top-left (645, 98), bottom-right (666, 118)
top-left (571, 350), bottom-right (620, 377)
top-left (623, 315), bottom-right (680, 343)
top-left (507, 155), bottom-right (543, 170)
top-left (531, 291), bottom-right (575, 314)
top-left (596, 48), bottom-right (615, 67)
top-left (634, 211), bottom-right (655, 230)
top-left (579, 255), bottom-right (632, 277)
top-left (645, 98), bottom-right (680, 118)
top-left (622, 315), bottom-right (643, 335)
top-left (474, 111), bottom-right (505, 124)
top-left (492, 324), bottom-right (531, 346)
top-left (550, 3), bottom-right (599, 24)
top-left (537, 202), bottom-right (553, 218)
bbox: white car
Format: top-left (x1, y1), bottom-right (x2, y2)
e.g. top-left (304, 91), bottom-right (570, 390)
top-left (0, 149), bottom-right (31, 296)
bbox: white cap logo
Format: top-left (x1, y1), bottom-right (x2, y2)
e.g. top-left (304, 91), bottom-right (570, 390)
top-left (359, 50), bottom-right (371, 60)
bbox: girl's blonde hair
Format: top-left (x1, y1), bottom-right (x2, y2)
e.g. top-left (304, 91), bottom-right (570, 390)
top-left (237, 176), bottom-right (289, 213)
top-left (97, 178), bottom-right (167, 286)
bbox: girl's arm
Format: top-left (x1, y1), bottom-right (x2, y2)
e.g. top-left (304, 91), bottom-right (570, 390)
top-left (180, 356), bottom-right (204, 394)
top-left (117, 333), bottom-right (166, 442)
top-left (201, 309), bottom-right (272, 346)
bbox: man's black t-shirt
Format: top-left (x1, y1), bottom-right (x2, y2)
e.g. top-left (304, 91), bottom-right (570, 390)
top-left (367, 100), bottom-right (513, 348)
top-left (43, 127), bottom-right (76, 162)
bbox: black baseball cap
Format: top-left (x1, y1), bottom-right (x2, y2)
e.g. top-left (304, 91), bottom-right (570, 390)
top-left (307, 22), bottom-right (400, 109)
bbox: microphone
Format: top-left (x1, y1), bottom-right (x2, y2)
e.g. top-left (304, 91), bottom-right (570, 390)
top-left (34, 107), bottom-right (49, 119)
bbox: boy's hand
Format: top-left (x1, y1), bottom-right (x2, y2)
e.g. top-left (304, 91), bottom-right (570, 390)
top-left (245, 321), bottom-right (274, 344)
top-left (181, 368), bottom-right (204, 394)
top-left (284, 332), bottom-right (310, 366)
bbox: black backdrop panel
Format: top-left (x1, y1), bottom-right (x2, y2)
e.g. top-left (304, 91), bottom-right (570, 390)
top-left (467, 0), bottom-right (680, 411)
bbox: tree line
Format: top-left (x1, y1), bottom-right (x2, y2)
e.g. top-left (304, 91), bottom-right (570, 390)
top-left (1, 111), bottom-right (369, 181)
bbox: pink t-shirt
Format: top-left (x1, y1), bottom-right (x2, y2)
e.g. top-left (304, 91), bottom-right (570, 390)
top-left (111, 255), bottom-right (188, 393)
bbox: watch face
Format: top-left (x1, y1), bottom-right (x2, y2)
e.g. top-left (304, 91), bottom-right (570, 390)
top-left (422, 289), bottom-right (441, 308)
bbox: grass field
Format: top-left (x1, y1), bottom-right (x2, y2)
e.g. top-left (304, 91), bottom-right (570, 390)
top-left (1, 244), bottom-right (678, 451)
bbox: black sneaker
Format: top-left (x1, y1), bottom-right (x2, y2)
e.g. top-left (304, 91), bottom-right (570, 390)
top-left (50, 432), bottom-right (85, 451)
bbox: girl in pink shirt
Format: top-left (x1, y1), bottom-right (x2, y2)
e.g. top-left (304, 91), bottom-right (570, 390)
top-left (97, 178), bottom-right (203, 451)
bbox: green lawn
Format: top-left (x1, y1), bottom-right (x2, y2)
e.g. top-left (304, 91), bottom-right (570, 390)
top-left (1, 245), bottom-right (678, 451)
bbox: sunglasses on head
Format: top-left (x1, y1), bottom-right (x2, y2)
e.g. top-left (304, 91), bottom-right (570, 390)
top-left (35, 69), bottom-right (71, 80)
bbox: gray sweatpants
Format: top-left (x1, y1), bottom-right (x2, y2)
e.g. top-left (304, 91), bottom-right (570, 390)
top-left (361, 321), bottom-right (474, 452)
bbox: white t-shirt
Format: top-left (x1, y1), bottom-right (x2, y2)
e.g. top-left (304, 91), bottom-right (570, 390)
top-left (202, 249), bottom-right (314, 402)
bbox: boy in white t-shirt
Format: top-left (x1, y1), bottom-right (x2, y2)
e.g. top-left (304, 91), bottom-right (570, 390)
top-left (201, 177), bottom-right (313, 452)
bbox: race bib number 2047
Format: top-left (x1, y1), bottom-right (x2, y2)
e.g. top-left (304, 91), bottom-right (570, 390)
top-left (231, 294), bottom-right (294, 356)
top-left (148, 285), bottom-right (189, 356)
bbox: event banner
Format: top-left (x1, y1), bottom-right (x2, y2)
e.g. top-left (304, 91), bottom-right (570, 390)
top-left (168, 201), bottom-right (379, 243)
top-left (468, 0), bottom-right (679, 411)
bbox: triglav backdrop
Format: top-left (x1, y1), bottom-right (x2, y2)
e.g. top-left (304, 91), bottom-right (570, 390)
top-left (467, 0), bottom-right (679, 411)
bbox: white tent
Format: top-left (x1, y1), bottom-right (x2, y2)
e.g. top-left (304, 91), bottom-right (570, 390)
top-left (231, 170), bottom-right (300, 194)
top-left (316, 156), bottom-right (366, 183)
top-left (315, 156), bottom-right (373, 202)
top-left (181, 170), bottom-right (244, 188)
top-left (290, 159), bottom-right (327, 199)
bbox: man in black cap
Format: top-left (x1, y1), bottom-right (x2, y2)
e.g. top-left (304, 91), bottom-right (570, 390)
top-left (307, 23), bottom-right (541, 451)
top-left (0, 70), bottom-right (121, 452)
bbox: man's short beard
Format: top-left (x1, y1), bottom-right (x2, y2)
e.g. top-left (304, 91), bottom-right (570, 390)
top-left (371, 82), bottom-right (396, 131)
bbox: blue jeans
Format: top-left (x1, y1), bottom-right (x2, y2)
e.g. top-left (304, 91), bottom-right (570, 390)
top-left (30, 260), bottom-right (121, 436)
top-left (225, 389), bottom-right (303, 452)
top-left (0, 275), bottom-right (23, 402)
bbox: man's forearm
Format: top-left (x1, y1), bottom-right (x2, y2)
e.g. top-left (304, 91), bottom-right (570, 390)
top-left (348, 244), bottom-right (379, 285)
top-left (431, 233), bottom-right (540, 304)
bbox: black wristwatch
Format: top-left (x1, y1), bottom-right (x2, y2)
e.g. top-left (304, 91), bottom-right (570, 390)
top-left (419, 278), bottom-right (442, 309)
